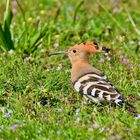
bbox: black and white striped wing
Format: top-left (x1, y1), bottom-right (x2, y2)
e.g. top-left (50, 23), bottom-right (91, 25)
top-left (73, 72), bottom-right (124, 106)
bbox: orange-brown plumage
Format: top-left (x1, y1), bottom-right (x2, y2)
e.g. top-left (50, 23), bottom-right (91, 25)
top-left (67, 43), bottom-right (103, 82)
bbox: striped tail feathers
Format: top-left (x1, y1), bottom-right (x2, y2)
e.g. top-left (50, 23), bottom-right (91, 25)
top-left (123, 101), bottom-right (137, 116)
top-left (110, 97), bottom-right (137, 115)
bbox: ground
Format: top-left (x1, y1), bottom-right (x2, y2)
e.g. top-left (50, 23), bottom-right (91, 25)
top-left (0, 0), bottom-right (140, 140)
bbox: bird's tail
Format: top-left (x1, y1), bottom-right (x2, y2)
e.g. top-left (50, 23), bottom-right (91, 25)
top-left (118, 100), bottom-right (138, 117)
top-left (125, 102), bottom-right (137, 115)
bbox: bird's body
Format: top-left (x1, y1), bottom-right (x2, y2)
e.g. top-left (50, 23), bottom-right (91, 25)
top-left (72, 68), bottom-right (123, 106)
top-left (49, 43), bottom-right (137, 115)
top-left (70, 55), bottom-right (123, 106)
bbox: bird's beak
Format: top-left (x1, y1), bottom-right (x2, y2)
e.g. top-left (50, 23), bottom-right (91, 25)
top-left (48, 50), bottom-right (67, 56)
top-left (101, 47), bottom-right (111, 53)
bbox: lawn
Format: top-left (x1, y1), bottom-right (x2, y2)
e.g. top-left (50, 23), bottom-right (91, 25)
top-left (0, 0), bottom-right (140, 139)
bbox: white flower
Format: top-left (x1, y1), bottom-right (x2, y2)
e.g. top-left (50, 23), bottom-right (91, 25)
top-left (0, 107), bottom-right (5, 112)
top-left (53, 43), bottom-right (59, 48)
top-left (75, 108), bottom-right (80, 115)
top-left (135, 114), bottom-right (140, 120)
top-left (9, 50), bottom-right (14, 54)
top-left (57, 130), bottom-right (61, 135)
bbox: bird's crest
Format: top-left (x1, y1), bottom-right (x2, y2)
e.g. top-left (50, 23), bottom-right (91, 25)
top-left (73, 42), bottom-right (101, 53)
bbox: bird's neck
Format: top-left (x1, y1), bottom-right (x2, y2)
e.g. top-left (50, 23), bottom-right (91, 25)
top-left (71, 59), bottom-right (96, 82)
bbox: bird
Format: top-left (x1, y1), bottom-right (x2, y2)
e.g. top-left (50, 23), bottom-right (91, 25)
top-left (49, 42), bottom-right (137, 115)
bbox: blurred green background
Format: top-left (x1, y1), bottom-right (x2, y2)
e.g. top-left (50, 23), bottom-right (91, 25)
top-left (0, 0), bottom-right (140, 139)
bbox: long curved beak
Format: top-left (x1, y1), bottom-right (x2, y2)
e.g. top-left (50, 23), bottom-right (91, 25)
top-left (48, 50), bottom-right (67, 56)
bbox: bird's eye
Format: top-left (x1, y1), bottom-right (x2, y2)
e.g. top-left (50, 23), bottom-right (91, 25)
top-left (95, 45), bottom-right (99, 50)
top-left (93, 42), bottom-right (99, 50)
top-left (73, 50), bottom-right (77, 53)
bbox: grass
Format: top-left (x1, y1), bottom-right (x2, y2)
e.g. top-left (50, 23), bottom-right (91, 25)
top-left (0, 0), bottom-right (140, 139)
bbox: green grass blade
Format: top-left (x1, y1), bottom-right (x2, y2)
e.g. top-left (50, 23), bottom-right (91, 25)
top-left (29, 25), bottom-right (47, 53)
top-left (53, 8), bottom-right (61, 23)
top-left (4, 0), bottom-right (13, 28)
top-left (0, 0), bottom-right (14, 51)
top-left (3, 23), bottom-right (14, 50)
top-left (3, 0), bottom-right (14, 50)
top-left (0, 24), bottom-right (8, 51)
top-left (73, 1), bottom-right (84, 24)
top-left (135, 45), bottom-right (140, 53)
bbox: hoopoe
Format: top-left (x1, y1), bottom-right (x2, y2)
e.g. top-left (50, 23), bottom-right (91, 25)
top-left (49, 43), bottom-right (137, 115)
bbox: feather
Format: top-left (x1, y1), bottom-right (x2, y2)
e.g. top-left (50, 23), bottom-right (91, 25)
top-left (73, 72), bottom-right (137, 115)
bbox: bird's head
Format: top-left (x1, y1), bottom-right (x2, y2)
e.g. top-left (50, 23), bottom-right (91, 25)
top-left (49, 42), bottom-right (110, 63)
